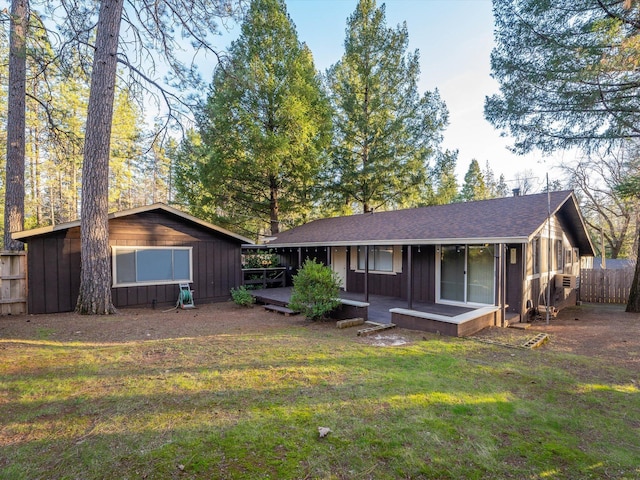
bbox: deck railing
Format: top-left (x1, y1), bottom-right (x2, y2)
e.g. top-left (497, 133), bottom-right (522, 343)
top-left (242, 267), bottom-right (287, 289)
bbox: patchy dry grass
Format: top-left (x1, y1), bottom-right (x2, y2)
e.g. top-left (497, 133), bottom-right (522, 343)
top-left (1, 305), bottom-right (639, 479)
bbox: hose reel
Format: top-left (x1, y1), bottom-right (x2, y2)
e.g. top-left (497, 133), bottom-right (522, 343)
top-left (177, 283), bottom-right (195, 309)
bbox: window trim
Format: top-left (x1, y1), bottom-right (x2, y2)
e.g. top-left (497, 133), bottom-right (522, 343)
top-left (532, 237), bottom-right (541, 275)
top-left (555, 239), bottom-right (563, 272)
top-left (112, 246), bottom-right (193, 288)
top-left (354, 245), bottom-right (401, 274)
top-left (436, 244), bottom-right (496, 307)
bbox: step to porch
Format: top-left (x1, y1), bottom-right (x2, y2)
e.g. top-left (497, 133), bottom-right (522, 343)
top-left (264, 304), bottom-right (299, 316)
top-left (508, 322), bottom-right (531, 330)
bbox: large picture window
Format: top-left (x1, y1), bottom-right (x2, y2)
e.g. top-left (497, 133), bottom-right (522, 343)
top-left (112, 246), bottom-right (192, 287)
top-left (357, 246), bottom-right (394, 272)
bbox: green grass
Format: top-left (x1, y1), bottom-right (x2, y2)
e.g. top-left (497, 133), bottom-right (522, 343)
top-left (1, 325), bottom-right (638, 479)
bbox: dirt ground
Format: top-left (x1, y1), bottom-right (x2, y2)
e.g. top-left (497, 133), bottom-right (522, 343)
top-left (473, 302), bottom-right (640, 369)
top-left (0, 301), bottom-right (638, 369)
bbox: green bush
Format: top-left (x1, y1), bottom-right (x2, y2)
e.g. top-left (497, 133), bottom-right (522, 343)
top-left (288, 259), bottom-right (341, 320)
top-left (230, 286), bottom-right (255, 307)
top-left (243, 250), bottom-right (279, 268)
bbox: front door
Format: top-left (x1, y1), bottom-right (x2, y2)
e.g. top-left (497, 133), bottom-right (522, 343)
top-left (331, 247), bottom-right (347, 290)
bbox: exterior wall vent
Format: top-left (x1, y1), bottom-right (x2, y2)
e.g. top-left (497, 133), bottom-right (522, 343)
top-left (555, 274), bottom-right (577, 289)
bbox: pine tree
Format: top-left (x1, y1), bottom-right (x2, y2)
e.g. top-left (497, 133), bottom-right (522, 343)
top-left (495, 174), bottom-right (509, 198)
top-left (460, 159), bottom-right (489, 202)
top-left (76, 0), bottom-right (125, 315)
top-left (486, 0), bottom-right (640, 152)
top-left (326, 0), bottom-right (448, 213)
top-left (428, 149), bottom-right (458, 205)
top-left (4, 0), bottom-right (29, 250)
top-left (187, 0), bottom-right (332, 236)
top-left (109, 88), bottom-right (143, 211)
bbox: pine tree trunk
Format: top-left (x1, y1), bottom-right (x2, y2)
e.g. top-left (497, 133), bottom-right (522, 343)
top-left (76, 0), bottom-right (124, 315)
top-left (626, 228), bottom-right (640, 313)
top-left (269, 175), bottom-right (280, 234)
top-left (4, 0), bottom-right (29, 251)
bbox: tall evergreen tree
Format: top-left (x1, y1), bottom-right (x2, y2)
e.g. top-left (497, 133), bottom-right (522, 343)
top-left (616, 161), bottom-right (640, 312)
top-left (184, 0), bottom-right (332, 236)
top-left (59, 0), bottom-right (240, 314)
top-left (486, 0), bottom-right (640, 153)
top-left (0, 34), bottom-right (8, 240)
top-left (109, 88), bottom-right (143, 211)
top-left (460, 159), bottom-right (489, 202)
top-left (326, 0), bottom-right (448, 213)
top-left (495, 174), bottom-right (510, 198)
top-left (4, 0), bottom-right (29, 250)
top-left (428, 149), bottom-right (458, 205)
top-left (76, 0), bottom-right (125, 315)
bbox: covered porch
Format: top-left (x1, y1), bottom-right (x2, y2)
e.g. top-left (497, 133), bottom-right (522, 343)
top-left (250, 287), bottom-right (501, 336)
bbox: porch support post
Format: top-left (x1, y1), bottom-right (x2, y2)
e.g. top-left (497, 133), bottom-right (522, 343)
top-left (495, 243), bottom-right (507, 327)
top-left (503, 244), bottom-right (508, 327)
top-left (298, 247), bottom-right (302, 270)
top-left (496, 244), bottom-right (503, 327)
top-left (364, 245), bottom-right (369, 302)
top-left (407, 245), bottom-right (413, 309)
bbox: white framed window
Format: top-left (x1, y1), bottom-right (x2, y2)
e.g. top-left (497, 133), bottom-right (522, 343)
top-left (565, 248), bottom-right (573, 265)
top-left (112, 246), bottom-right (193, 287)
top-left (357, 246), bottom-right (394, 272)
top-left (555, 239), bottom-right (563, 271)
top-left (532, 237), bottom-right (541, 275)
top-left (350, 245), bottom-right (402, 274)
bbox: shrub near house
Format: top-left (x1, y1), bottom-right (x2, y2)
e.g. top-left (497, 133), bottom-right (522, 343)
top-left (288, 259), bottom-right (341, 320)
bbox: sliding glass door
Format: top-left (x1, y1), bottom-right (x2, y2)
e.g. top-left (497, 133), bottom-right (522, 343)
top-left (440, 246), bottom-right (465, 302)
top-left (440, 244), bottom-right (495, 305)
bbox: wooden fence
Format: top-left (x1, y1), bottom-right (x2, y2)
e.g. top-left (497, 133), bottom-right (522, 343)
top-left (0, 251), bottom-right (27, 315)
top-left (580, 268), bottom-right (635, 304)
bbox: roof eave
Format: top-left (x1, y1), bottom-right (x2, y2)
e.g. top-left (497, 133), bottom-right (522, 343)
top-left (12, 203), bottom-right (254, 244)
top-left (254, 237), bottom-right (530, 249)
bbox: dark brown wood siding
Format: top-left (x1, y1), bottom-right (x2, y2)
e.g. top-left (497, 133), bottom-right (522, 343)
top-left (346, 246), bottom-right (413, 299)
top-left (26, 210), bottom-right (244, 314)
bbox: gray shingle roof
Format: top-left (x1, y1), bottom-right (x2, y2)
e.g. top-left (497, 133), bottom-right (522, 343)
top-left (267, 190), bottom-right (595, 255)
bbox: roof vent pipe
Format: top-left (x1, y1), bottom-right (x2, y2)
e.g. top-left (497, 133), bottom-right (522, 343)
top-left (512, 188), bottom-right (521, 197)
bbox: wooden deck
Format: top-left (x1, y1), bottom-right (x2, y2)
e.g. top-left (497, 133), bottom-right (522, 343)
top-left (251, 287), bottom-right (474, 324)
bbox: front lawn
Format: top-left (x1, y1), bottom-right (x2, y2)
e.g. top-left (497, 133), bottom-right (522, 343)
top-left (0, 309), bottom-right (638, 479)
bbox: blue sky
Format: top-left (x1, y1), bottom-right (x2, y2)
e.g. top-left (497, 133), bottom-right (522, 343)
top-left (212, 0), bottom-right (562, 187)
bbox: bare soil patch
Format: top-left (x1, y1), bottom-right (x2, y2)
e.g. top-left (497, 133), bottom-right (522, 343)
top-left (473, 303), bottom-right (640, 369)
top-left (0, 301), bottom-right (299, 344)
top-left (1, 301), bottom-right (638, 368)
